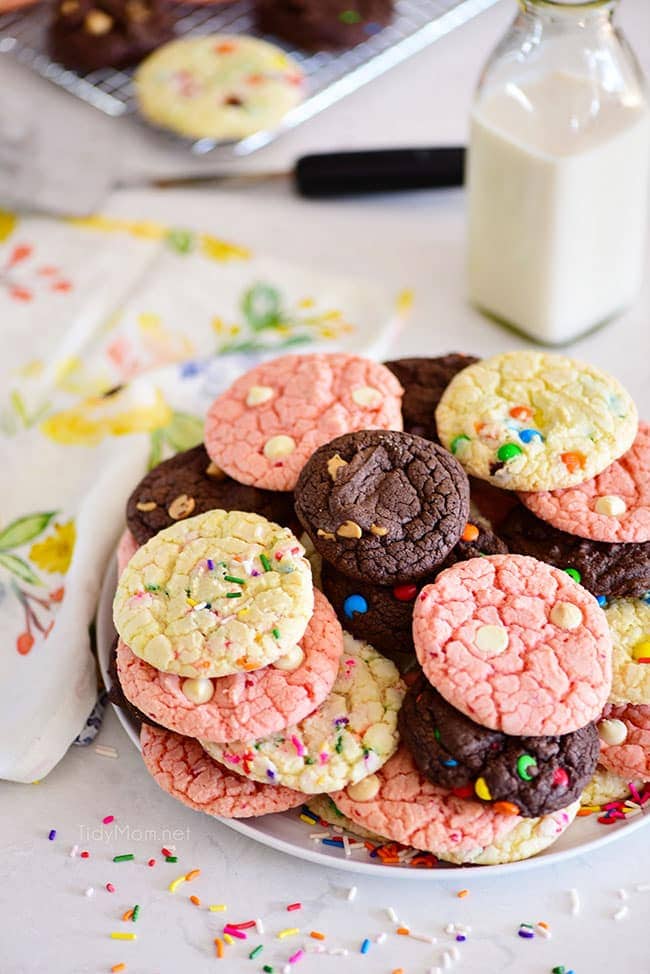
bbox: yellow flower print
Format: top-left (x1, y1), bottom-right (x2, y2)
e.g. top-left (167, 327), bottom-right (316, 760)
top-left (199, 234), bottom-right (250, 263)
top-left (54, 357), bottom-right (113, 397)
top-left (67, 215), bottom-right (168, 240)
top-left (0, 210), bottom-right (17, 243)
top-left (29, 521), bottom-right (76, 574)
top-left (41, 388), bottom-right (172, 445)
top-left (137, 313), bottom-right (195, 364)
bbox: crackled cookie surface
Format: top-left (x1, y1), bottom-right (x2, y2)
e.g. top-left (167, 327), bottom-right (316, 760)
top-left (295, 429), bottom-right (470, 584)
top-left (606, 598), bottom-right (650, 705)
top-left (203, 633), bottom-right (405, 793)
top-left (435, 351), bottom-right (637, 491)
top-left (135, 35), bottom-right (304, 141)
top-left (117, 589), bottom-right (343, 743)
top-left (520, 422), bottom-right (650, 544)
top-left (597, 702), bottom-right (650, 779)
top-left (413, 554), bottom-right (612, 736)
top-left (205, 353), bottom-right (403, 492)
top-left (113, 510), bottom-right (313, 678)
top-left (126, 444), bottom-right (296, 545)
top-left (399, 677), bottom-right (599, 817)
top-left (330, 747), bottom-right (578, 865)
top-left (141, 725), bottom-right (304, 818)
top-left (580, 766), bottom-right (643, 807)
top-left (501, 505), bottom-right (650, 599)
top-left (384, 354), bottom-right (479, 443)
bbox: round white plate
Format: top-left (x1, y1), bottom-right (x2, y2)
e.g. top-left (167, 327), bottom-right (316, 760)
top-left (98, 556), bottom-right (649, 880)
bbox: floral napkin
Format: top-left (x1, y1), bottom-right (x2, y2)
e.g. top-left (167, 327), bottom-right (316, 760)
top-left (0, 207), bottom-right (410, 783)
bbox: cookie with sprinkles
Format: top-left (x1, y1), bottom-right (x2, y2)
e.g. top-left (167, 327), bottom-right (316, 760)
top-left (126, 444), bottom-right (296, 545)
top-left (399, 676), bottom-right (599, 817)
top-left (413, 554), bottom-right (612, 736)
top-left (295, 429), bottom-right (470, 584)
top-left (435, 351), bottom-right (638, 491)
top-left (580, 766), bottom-right (644, 807)
top-left (520, 421), bottom-right (650, 543)
top-left (384, 354), bottom-right (479, 443)
top-left (202, 633), bottom-right (405, 793)
top-left (135, 35), bottom-right (305, 141)
top-left (500, 504), bottom-right (650, 598)
top-left (113, 510), bottom-right (313, 678)
top-left (330, 747), bottom-right (579, 865)
top-left (605, 598), bottom-right (650, 705)
top-left (204, 353), bottom-right (403, 492)
top-left (115, 589), bottom-right (344, 743)
top-left (141, 725), bottom-right (305, 818)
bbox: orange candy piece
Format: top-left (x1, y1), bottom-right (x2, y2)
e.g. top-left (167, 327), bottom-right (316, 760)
top-left (560, 451), bottom-right (586, 473)
top-left (461, 523), bottom-right (480, 542)
top-left (509, 405), bottom-right (533, 422)
top-left (493, 801), bottom-right (520, 816)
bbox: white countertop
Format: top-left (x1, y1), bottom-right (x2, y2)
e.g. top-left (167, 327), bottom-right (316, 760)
top-left (2, 1), bottom-right (650, 971)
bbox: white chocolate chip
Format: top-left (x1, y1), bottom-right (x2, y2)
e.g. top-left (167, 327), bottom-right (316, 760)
top-left (474, 624), bottom-right (509, 656)
top-left (263, 435), bottom-right (296, 460)
top-left (273, 645), bottom-right (305, 671)
top-left (246, 385), bottom-right (274, 407)
top-left (347, 774), bottom-right (380, 802)
top-left (327, 453), bottom-right (348, 481)
top-left (550, 602), bottom-right (583, 631)
top-left (144, 634), bottom-right (173, 669)
top-left (182, 677), bottom-right (215, 705)
top-left (598, 718), bottom-right (628, 746)
top-left (594, 495), bottom-right (627, 517)
top-left (352, 385), bottom-right (383, 408)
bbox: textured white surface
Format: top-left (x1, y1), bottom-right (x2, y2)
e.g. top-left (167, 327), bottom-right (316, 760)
top-left (1, 0), bottom-right (649, 969)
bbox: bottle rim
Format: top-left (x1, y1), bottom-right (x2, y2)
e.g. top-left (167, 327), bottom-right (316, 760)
top-left (519, 0), bottom-right (615, 10)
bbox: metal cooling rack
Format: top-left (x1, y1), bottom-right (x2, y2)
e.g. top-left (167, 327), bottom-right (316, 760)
top-left (0, 0), bottom-right (498, 155)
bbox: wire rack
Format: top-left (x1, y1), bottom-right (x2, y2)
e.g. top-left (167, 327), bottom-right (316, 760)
top-left (0, 0), bottom-right (498, 154)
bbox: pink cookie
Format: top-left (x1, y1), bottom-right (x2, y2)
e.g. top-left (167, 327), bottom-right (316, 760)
top-left (598, 703), bottom-right (650, 780)
top-left (413, 554), bottom-right (612, 736)
top-left (140, 725), bottom-right (305, 818)
top-left (330, 747), bottom-right (576, 865)
top-left (117, 589), bottom-right (343, 743)
top-left (520, 422), bottom-right (650, 543)
top-left (204, 353), bottom-right (403, 491)
top-left (117, 529), bottom-right (139, 576)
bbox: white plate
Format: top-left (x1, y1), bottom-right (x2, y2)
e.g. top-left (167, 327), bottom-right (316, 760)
top-left (98, 557), bottom-right (650, 880)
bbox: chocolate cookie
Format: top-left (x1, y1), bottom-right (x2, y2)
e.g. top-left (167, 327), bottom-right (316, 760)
top-left (49, 0), bottom-right (173, 73)
top-left (399, 677), bottom-right (599, 818)
top-left (254, 0), bottom-right (394, 51)
top-left (126, 444), bottom-right (296, 545)
top-left (384, 355), bottom-right (479, 443)
top-left (294, 430), bottom-right (470, 585)
top-left (500, 504), bottom-right (650, 599)
top-left (321, 518), bottom-right (507, 665)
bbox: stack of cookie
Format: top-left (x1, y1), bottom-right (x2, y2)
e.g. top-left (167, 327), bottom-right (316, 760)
top-left (108, 347), bottom-right (647, 865)
top-left (111, 352), bottom-right (412, 819)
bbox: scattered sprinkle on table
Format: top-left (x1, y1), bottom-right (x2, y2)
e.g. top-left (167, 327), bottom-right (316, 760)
top-left (113, 854), bottom-right (134, 863)
top-left (84, 887), bottom-right (94, 898)
top-left (110, 965), bottom-right (126, 973)
top-left (457, 889), bottom-right (469, 898)
top-left (214, 937), bottom-right (224, 958)
top-left (310, 931), bottom-right (325, 940)
top-left (95, 744), bottom-right (118, 758)
top-left (190, 895), bottom-right (201, 907)
top-left (287, 902), bottom-right (301, 911)
top-left (165, 855), bottom-right (178, 863)
top-left (277, 927), bottom-right (299, 940)
top-left (614, 905), bottom-right (629, 921)
top-left (110, 933), bottom-right (136, 941)
top-left (360, 938), bottom-right (371, 954)
top-left (106, 883), bottom-right (115, 894)
top-left (346, 885), bottom-right (357, 902)
top-left (102, 815), bottom-right (115, 825)
top-left (569, 888), bottom-right (580, 915)
top-left (249, 944), bottom-right (264, 959)
top-left (288, 948), bottom-right (304, 964)
top-left (185, 868), bottom-right (201, 881)
top-left (48, 829), bottom-right (57, 841)
top-left (518, 922), bottom-right (535, 939)
top-left (147, 859), bottom-right (156, 867)
top-left (223, 924), bottom-right (247, 940)
top-left (209, 903), bottom-right (227, 912)
top-left (169, 875), bottom-right (186, 893)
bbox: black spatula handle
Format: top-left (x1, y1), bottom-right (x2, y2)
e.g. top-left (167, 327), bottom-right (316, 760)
top-left (294, 146), bottom-right (465, 197)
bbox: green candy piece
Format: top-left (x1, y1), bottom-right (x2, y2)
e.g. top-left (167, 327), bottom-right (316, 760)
top-left (450, 434), bottom-right (471, 454)
top-left (433, 728), bottom-right (441, 742)
top-left (564, 567), bottom-right (581, 584)
top-left (339, 9), bottom-right (362, 22)
top-left (497, 442), bottom-right (523, 462)
top-left (516, 754), bottom-right (537, 781)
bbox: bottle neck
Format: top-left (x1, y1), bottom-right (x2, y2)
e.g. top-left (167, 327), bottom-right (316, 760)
top-left (520, 0), bottom-right (616, 23)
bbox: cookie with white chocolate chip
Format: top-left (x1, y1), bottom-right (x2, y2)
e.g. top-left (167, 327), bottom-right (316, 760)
top-left (49, 0), bottom-right (174, 72)
top-left (126, 444), bottom-right (296, 545)
top-left (294, 429), bottom-right (470, 585)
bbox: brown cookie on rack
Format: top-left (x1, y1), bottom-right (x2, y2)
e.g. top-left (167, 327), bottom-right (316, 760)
top-left (254, 0), bottom-right (394, 51)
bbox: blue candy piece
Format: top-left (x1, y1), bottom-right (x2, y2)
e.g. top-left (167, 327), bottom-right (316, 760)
top-left (518, 428), bottom-right (544, 444)
top-left (597, 595), bottom-right (607, 607)
top-left (441, 758), bottom-right (459, 768)
top-left (344, 594), bottom-right (368, 619)
top-left (643, 592), bottom-right (650, 605)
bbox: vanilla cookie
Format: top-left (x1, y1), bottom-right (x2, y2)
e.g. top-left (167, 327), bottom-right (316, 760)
top-left (606, 598), bottom-right (650, 705)
top-left (113, 510), bottom-right (313, 678)
top-left (435, 351), bottom-right (637, 491)
top-left (202, 633), bottom-right (405, 793)
top-left (135, 35), bottom-right (304, 141)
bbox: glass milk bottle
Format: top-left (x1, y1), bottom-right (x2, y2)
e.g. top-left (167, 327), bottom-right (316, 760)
top-left (466, 0), bottom-right (650, 344)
